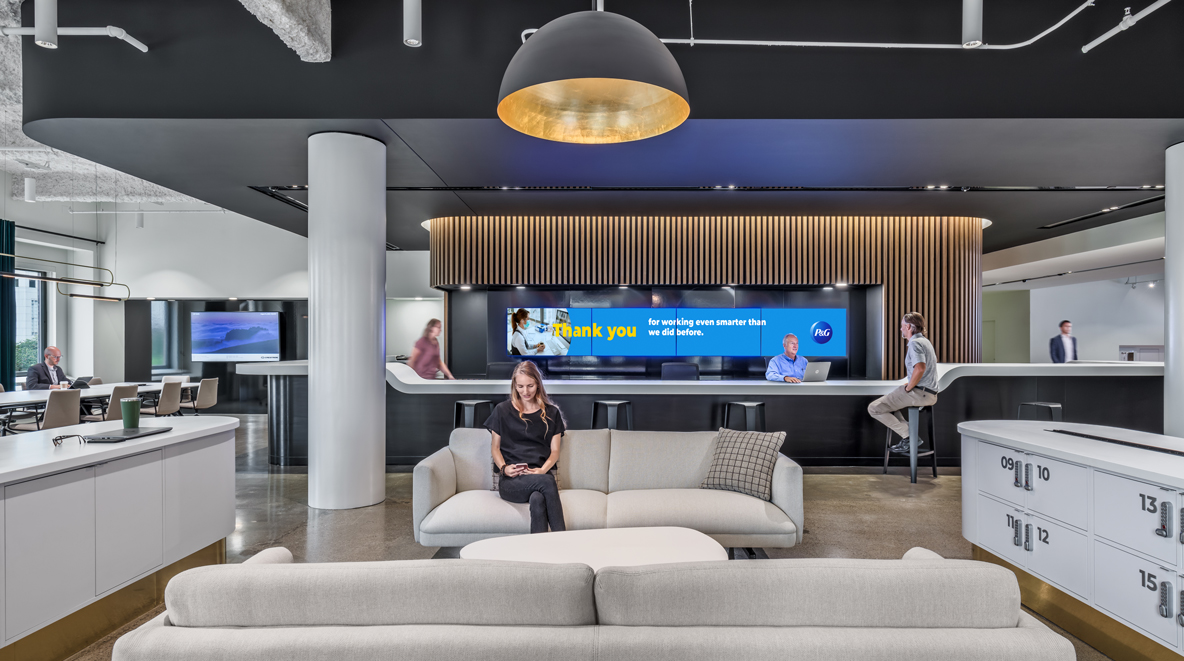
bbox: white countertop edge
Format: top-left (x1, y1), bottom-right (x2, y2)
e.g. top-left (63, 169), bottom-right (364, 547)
top-left (238, 359), bottom-right (1165, 396)
top-left (958, 420), bottom-right (1184, 490)
top-left (0, 416), bottom-right (240, 486)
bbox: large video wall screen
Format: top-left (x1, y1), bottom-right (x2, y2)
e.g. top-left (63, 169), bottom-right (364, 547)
top-left (507, 308), bottom-right (847, 357)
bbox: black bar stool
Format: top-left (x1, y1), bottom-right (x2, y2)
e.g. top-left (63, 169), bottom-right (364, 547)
top-left (1018, 402), bottom-right (1062, 422)
top-left (591, 400), bottom-right (633, 430)
top-left (883, 406), bottom-right (937, 480)
top-left (723, 402), bottom-right (766, 432)
top-left (454, 400), bottom-right (493, 429)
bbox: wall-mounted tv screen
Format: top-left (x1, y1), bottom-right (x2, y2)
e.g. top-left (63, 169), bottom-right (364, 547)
top-left (191, 311), bottom-right (281, 362)
top-left (505, 307), bottom-right (846, 358)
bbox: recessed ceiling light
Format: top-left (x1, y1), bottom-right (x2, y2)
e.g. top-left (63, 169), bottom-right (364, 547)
top-left (416, 296), bottom-right (423, 300)
top-left (1149, 282), bottom-right (1155, 288)
top-left (229, 297), bottom-right (238, 300)
top-left (939, 185), bottom-right (949, 189)
top-left (1110, 206), bottom-right (1119, 210)
top-left (823, 286), bottom-right (834, 290)
top-left (835, 283), bottom-right (847, 288)
top-left (926, 185), bottom-right (935, 189)
top-left (728, 185), bottom-right (735, 189)
top-left (460, 285), bottom-right (471, 290)
top-left (619, 285), bottom-right (628, 289)
top-left (1101, 208), bottom-right (1111, 212)
top-left (146, 297), bottom-right (155, 300)
top-left (168, 299), bottom-right (176, 302)
top-left (1157, 185), bottom-right (1165, 189)
top-left (516, 285), bottom-right (525, 289)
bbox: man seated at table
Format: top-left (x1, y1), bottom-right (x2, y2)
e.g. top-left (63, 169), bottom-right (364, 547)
top-left (766, 333), bottom-right (808, 383)
top-left (26, 346), bottom-right (68, 390)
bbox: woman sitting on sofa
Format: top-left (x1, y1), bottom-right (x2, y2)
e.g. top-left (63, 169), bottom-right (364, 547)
top-left (486, 361), bottom-right (567, 534)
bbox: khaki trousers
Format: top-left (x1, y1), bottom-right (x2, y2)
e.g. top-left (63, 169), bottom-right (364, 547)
top-left (868, 385), bottom-right (938, 439)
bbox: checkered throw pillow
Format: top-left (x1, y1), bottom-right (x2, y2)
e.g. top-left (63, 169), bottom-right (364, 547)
top-left (700, 428), bottom-right (785, 501)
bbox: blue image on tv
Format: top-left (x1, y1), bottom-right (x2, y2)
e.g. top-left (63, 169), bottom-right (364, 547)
top-left (190, 311), bottom-right (281, 362)
top-left (674, 308), bottom-right (762, 356)
top-left (760, 309), bottom-right (848, 357)
top-left (590, 308), bottom-right (676, 356)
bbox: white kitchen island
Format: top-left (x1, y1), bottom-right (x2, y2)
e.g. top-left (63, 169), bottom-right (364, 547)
top-left (960, 420), bottom-right (1184, 661)
top-left (0, 416), bottom-right (238, 652)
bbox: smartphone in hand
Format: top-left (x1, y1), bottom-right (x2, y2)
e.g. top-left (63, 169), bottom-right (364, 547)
top-left (512, 463), bottom-right (529, 473)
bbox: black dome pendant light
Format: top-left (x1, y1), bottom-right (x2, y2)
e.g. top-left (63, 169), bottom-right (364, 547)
top-left (497, 10), bottom-right (690, 144)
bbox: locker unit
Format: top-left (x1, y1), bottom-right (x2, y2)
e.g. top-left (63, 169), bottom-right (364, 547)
top-left (961, 424), bottom-right (1184, 657)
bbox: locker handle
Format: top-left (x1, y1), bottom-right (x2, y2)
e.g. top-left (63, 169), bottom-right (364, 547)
top-left (1179, 591), bottom-right (1184, 627)
top-left (1160, 581), bottom-right (1174, 619)
top-left (1013, 461), bottom-right (1023, 488)
top-left (1179, 507), bottom-right (1184, 545)
top-left (1157, 501), bottom-right (1173, 538)
top-left (1023, 523), bottom-right (1032, 552)
top-left (1023, 463), bottom-right (1033, 491)
top-left (1013, 518), bottom-right (1023, 547)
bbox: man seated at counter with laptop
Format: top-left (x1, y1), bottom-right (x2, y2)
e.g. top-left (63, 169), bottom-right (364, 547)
top-left (765, 333), bottom-right (829, 383)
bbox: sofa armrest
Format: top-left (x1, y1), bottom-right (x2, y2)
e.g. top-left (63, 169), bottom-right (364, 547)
top-left (771, 453), bottom-right (804, 545)
top-left (413, 447), bottom-right (457, 544)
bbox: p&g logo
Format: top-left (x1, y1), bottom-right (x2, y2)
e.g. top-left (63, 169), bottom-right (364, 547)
top-left (810, 321), bottom-right (833, 344)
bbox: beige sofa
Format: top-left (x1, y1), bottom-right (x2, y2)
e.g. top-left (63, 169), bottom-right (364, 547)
top-left (112, 547), bottom-right (1075, 661)
top-left (413, 428), bottom-right (804, 548)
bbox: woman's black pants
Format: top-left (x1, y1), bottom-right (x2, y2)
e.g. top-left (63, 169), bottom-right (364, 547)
top-left (498, 473), bottom-right (566, 534)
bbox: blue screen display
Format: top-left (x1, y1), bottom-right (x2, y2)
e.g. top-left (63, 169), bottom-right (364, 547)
top-left (506, 307), bottom-right (847, 357)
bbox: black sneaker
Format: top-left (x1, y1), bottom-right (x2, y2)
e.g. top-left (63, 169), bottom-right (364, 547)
top-left (890, 439), bottom-right (925, 454)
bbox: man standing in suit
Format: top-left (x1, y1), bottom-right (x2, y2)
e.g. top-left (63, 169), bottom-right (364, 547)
top-left (26, 346), bottom-right (68, 389)
top-left (1049, 320), bottom-right (1077, 363)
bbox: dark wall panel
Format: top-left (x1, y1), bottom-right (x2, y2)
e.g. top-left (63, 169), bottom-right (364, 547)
top-left (124, 300), bottom-right (152, 382)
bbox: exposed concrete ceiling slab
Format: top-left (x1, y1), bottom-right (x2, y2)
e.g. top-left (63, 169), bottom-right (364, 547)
top-left (236, 0), bottom-right (330, 63)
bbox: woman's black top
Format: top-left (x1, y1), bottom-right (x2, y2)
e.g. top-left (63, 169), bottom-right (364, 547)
top-left (485, 400), bottom-right (566, 469)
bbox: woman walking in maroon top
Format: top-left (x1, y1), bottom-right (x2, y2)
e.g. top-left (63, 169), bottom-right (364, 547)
top-left (409, 318), bottom-right (455, 380)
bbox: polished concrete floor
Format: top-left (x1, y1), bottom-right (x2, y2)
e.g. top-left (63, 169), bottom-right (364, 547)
top-left (70, 414), bottom-right (1110, 661)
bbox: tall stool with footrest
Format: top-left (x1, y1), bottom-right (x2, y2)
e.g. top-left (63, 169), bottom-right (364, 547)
top-left (883, 405), bottom-right (937, 483)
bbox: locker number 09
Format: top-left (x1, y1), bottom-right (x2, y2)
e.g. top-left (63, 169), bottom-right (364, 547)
top-left (999, 456), bottom-right (1051, 481)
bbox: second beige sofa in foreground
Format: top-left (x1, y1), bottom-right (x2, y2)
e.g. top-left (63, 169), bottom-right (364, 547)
top-left (112, 546), bottom-right (1075, 661)
top-left (413, 428), bottom-right (804, 548)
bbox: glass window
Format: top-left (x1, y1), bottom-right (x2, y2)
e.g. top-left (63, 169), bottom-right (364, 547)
top-left (14, 270), bottom-right (47, 378)
top-left (151, 300), bottom-right (173, 369)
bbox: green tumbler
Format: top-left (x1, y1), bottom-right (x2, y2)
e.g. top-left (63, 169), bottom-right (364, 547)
top-left (121, 398), bottom-right (141, 429)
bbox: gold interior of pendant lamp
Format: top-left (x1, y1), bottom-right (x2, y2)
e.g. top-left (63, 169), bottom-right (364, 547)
top-left (498, 77), bottom-right (690, 144)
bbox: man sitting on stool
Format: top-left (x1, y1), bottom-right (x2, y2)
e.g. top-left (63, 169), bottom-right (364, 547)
top-left (766, 333), bottom-right (808, 383)
top-left (868, 312), bottom-right (938, 453)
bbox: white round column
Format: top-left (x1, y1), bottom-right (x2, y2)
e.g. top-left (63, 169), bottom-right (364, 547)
top-left (307, 132), bottom-right (387, 509)
top-left (1166, 143), bottom-right (1184, 437)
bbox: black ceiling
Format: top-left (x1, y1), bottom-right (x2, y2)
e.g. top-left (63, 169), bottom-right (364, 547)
top-left (19, 0), bottom-right (1184, 253)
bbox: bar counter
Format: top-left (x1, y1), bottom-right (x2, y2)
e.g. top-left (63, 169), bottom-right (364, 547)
top-left (238, 361), bottom-right (1164, 467)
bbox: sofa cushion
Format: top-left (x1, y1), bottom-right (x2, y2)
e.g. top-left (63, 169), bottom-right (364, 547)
top-left (559, 429), bottom-right (611, 492)
top-left (166, 559), bottom-right (596, 628)
top-left (594, 558), bottom-right (1021, 629)
top-left (608, 430), bottom-right (718, 492)
top-left (421, 489), bottom-right (608, 535)
top-left (606, 489), bottom-right (795, 536)
top-left (561, 489), bottom-right (609, 530)
top-left (700, 428), bottom-right (785, 501)
top-left (448, 428), bottom-right (494, 492)
top-left (421, 489), bottom-right (530, 535)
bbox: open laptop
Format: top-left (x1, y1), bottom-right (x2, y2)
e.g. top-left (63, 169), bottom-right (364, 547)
top-left (69, 376), bottom-right (93, 389)
top-left (802, 362), bottom-right (831, 382)
top-left (84, 427), bottom-right (172, 443)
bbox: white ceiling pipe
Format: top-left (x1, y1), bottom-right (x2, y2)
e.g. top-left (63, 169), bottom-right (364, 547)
top-left (1082, 0), bottom-right (1174, 53)
top-left (23, 178), bottom-right (36, 203)
top-left (403, 0), bottom-right (421, 47)
top-left (0, 146), bottom-right (53, 152)
top-left (0, 26), bottom-right (148, 52)
top-left (522, 0), bottom-right (1093, 50)
top-left (35, 0), bottom-right (57, 49)
top-left (962, 0), bottom-right (983, 48)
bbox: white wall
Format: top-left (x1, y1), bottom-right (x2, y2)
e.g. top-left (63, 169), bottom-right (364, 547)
top-left (386, 299), bottom-right (445, 360)
top-left (1029, 280), bottom-right (1164, 362)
